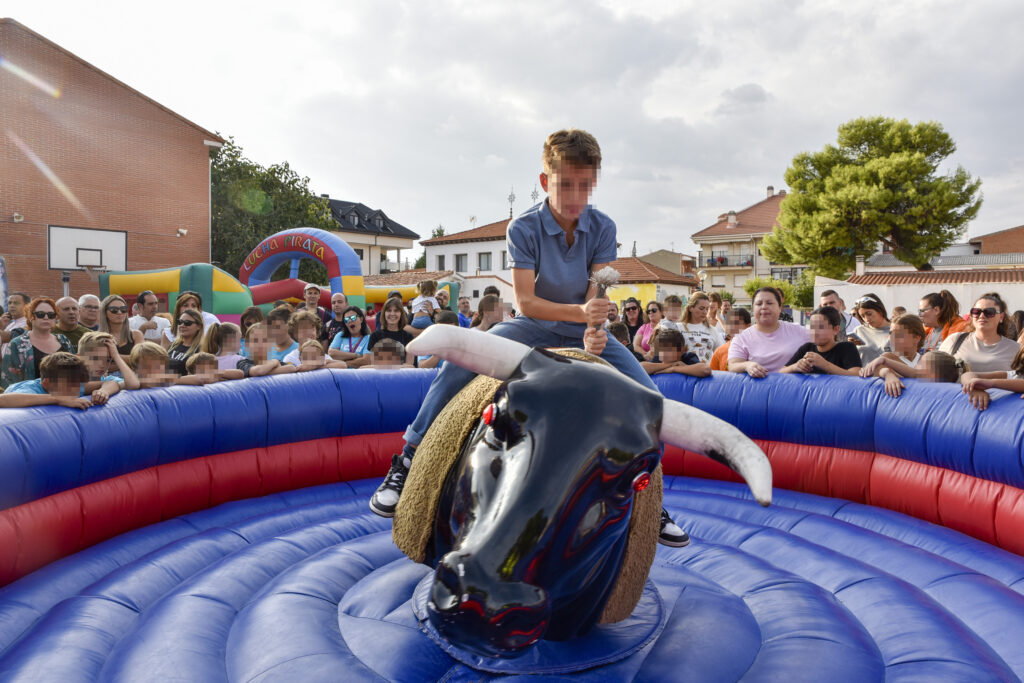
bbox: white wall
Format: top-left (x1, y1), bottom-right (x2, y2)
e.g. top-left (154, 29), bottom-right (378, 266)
top-left (814, 276), bottom-right (1024, 316)
top-left (425, 238), bottom-right (509, 277)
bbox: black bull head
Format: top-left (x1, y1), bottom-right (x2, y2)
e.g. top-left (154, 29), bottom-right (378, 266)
top-left (406, 326), bottom-right (771, 658)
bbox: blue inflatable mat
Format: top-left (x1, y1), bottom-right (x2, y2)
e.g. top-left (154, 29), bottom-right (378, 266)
top-left (1, 477), bottom-right (1023, 681)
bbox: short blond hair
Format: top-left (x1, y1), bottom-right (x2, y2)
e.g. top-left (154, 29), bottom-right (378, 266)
top-left (542, 129), bottom-right (601, 174)
top-left (78, 331), bottom-right (115, 354)
top-left (300, 339), bottom-right (324, 354)
top-left (185, 352), bottom-right (218, 374)
top-left (130, 341), bottom-right (168, 369)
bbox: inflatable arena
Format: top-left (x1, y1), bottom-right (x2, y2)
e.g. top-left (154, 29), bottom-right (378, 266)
top-left (1, 369), bottom-right (1023, 681)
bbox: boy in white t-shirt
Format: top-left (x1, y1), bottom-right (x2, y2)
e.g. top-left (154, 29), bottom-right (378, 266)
top-left (656, 295), bottom-right (686, 333)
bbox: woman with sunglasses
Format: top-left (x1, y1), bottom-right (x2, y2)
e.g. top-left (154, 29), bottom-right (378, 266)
top-left (329, 306), bottom-right (372, 367)
top-left (633, 301), bottom-right (663, 360)
top-left (1, 297), bottom-right (76, 389)
top-left (99, 295), bottom-right (143, 363)
top-left (167, 309), bottom-right (205, 375)
top-left (939, 292), bottom-right (1020, 373)
top-left (620, 297), bottom-right (644, 344)
top-left (162, 291), bottom-right (219, 349)
top-left (918, 290), bottom-right (968, 352)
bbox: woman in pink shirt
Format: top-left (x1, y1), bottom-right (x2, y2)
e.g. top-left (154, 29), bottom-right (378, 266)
top-left (632, 301), bottom-right (663, 359)
top-left (728, 287), bottom-right (809, 376)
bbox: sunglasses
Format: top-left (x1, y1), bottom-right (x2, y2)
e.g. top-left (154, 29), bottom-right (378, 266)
top-left (917, 307), bottom-right (934, 315)
top-left (647, 308), bottom-right (660, 314)
top-left (970, 307), bottom-right (999, 318)
top-left (177, 319), bottom-right (197, 327)
top-left (624, 306), bottom-right (638, 312)
top-left (344, 314), bottom-right (360, 323)
top-left (33, 311), bottom-right (57, 319)
top-left (108, 305), bottom-right (129, 314)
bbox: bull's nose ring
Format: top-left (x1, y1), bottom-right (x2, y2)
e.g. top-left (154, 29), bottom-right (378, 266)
top-left (632, 472), bottom-right (651, 492)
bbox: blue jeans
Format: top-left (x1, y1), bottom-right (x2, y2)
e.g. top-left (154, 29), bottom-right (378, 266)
top-left (402, 317), bottom-right (658, 445)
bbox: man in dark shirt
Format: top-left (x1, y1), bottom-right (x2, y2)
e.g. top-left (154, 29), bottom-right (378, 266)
top-left (296, 284), bottom-right (331, 331)
top-left (53, 297), bottom-right (92, 351)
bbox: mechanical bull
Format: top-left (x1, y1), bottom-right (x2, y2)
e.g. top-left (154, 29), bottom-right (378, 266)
top-left (399, 325), bottom-right (772, 659)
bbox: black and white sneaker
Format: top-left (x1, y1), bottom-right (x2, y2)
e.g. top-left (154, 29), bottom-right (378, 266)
top-left (369, 453), bottom-right (412, 518)
top-left (659, 508), bottom-right (690, 547)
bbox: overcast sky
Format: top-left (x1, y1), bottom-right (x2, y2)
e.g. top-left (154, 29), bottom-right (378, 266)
top-left (10, 0), bottom-right (1024, 259)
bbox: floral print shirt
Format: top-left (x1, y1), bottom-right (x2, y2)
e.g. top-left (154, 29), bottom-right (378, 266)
top-left (1, 332), bottom-right (74, 389)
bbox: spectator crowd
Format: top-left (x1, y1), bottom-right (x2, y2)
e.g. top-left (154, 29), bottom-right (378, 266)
top-left (3, 281), bottom-right (1024, 412)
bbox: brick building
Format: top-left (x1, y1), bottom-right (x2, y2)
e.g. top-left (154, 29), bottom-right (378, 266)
top-left (969, 224), bottom-right (1024, 254)
top-left (0, 18), bottom-right (222, 299)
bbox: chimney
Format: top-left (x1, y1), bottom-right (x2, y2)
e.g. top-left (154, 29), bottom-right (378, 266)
top-left (727, 210), bottom-right (737, 228)
top-left (855, 255), bottom-right (865, 276)
top-left (778, 190), bottom-right (786, 196)
top-left (767, 185), bottom-right (774, 198)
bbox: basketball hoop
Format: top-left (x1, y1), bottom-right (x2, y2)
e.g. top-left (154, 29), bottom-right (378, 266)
top-left (83, 265), bottom-right (109, 282)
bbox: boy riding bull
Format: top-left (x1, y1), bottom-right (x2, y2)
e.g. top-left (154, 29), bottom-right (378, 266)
top-left (370, 128), bottom-right (689, 547)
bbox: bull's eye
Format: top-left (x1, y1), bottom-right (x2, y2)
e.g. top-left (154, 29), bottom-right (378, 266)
top-left (632, 472), bottom-right (651, 492)
top-left (490, 456), bottom-right (502, 479)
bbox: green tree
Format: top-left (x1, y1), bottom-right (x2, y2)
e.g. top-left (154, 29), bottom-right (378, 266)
top-left (719, 290), bottom-right (735, 305)
top-left (761, 117), bottom-right (982, 279)
top-left (792, 269), bottom-right (816, 309)
top-left (210, 137), bottom-right (336, 284)
top-left (743, 276), bottom-right (795, 306)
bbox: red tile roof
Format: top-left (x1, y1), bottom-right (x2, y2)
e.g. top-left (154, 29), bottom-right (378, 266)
top-left (847, 269), bottom-right (1024, 286)
top-left (364, 270), bottom-right (453, 287)
top-left (420, 219), bottom-right (510, 245)
top-left (691, 193), bottom-right (786, 239)
top-left (610, 257), bottom-right (699, 287)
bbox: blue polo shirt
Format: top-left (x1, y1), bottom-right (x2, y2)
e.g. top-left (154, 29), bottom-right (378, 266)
top-left (506, 200), bottom-right (618, 337)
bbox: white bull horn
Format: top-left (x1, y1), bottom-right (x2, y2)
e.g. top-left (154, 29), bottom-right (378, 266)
top-left (660, 400), bottom-right (772, 507)
top-left (406, 324), bottom-right (532, 380)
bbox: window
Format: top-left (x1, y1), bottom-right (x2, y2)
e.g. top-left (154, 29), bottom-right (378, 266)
top-left (733, 275), bottom-right (748, 289)
top-left (770, 267), bottom-right (806, 284)
top-left (501, 250), bottom-right (508, 270)
top-left (353, 248), bottom-right (364, 259)
top-left (455, 254), bottom-right (468, 272)
top-left (436, 254), bottom-right (445, 271)
top-left (374, 216), bottom-right (384, 228)
top-left (348, 213), bottom-right (359, 227)
top-left (711, 275), bottom-right (726, 287)
top-left (478, 252), bottom-right (492, 271)
top-left (472, 289), bottom-right (479, 298)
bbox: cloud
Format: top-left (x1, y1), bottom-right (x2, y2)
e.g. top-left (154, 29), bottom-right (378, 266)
top-left (9, 0), bottom-right (1024, 258)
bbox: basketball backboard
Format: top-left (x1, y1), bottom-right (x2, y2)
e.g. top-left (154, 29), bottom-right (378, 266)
top-left (48, 225), bottom-right (127, 272)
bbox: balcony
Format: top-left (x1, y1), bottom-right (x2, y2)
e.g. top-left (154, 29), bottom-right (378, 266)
top-left (705, 255), bottom-right (753, 268)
